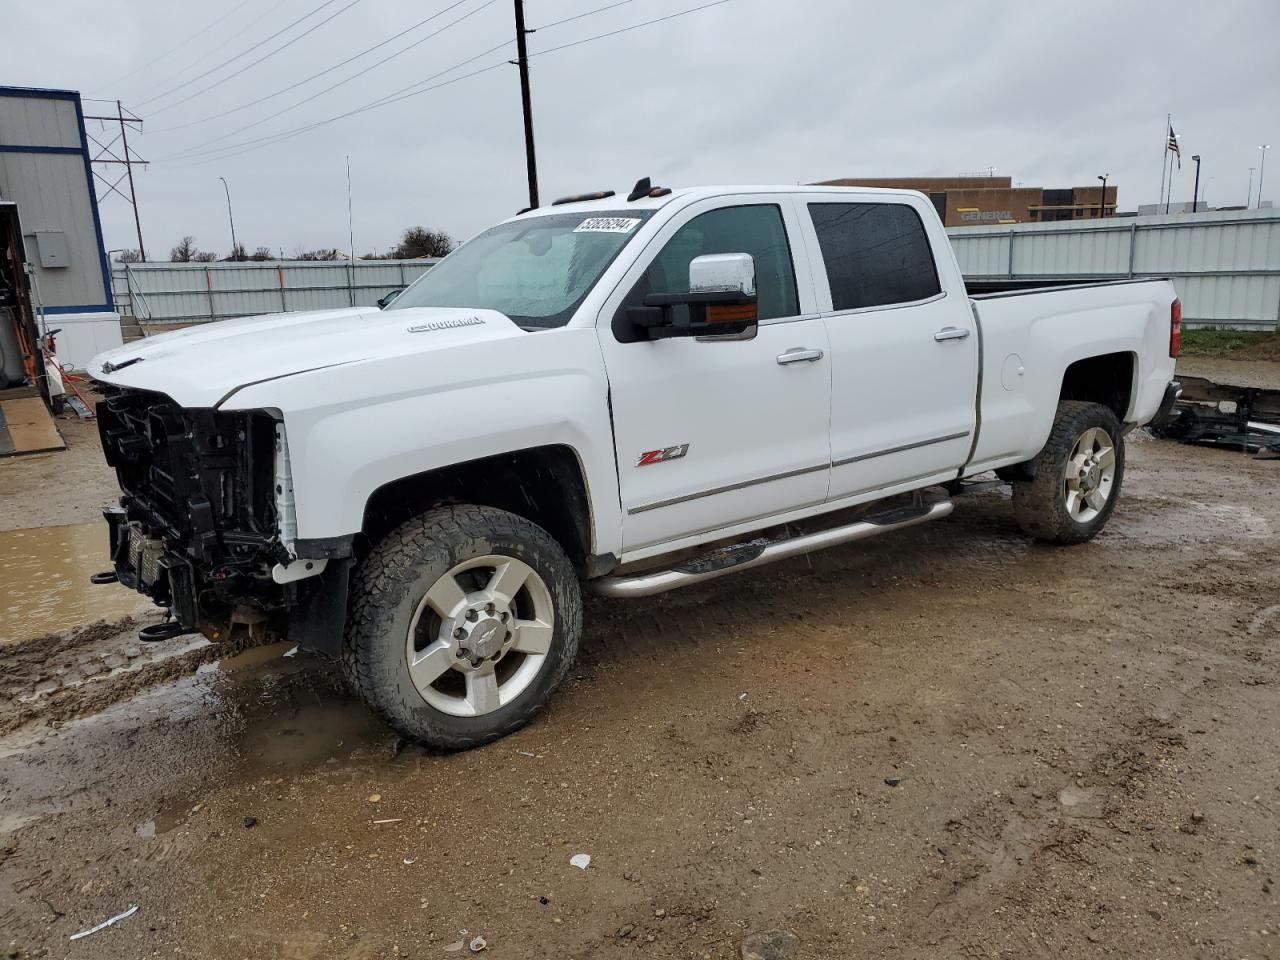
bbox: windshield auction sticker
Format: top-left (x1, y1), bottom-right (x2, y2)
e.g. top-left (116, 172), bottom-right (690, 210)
top-left (574, 217), bottom-right (642, 234)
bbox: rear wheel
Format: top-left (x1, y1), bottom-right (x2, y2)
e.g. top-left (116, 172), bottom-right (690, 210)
top-left (1012, 401), bottom-right (1124, 544)
top-left (343, 505), bottom-right (582, 749)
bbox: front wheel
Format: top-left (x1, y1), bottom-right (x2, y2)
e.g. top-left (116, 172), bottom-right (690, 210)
top-left (1012, 401), bottom-right (1125, 545)
top-left (342, 505), bottom-right (582, 749)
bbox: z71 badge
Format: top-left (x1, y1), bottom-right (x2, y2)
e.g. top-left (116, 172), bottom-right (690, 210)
top-left (637, 444), bottom-right (689, 467)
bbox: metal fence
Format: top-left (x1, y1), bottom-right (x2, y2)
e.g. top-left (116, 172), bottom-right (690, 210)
top-left (947, 208), bottom-right (1280, 330)
top-left (111, 259), bottom-right (438, 326)
top-left (115, 211), bottom-right (1280, 332)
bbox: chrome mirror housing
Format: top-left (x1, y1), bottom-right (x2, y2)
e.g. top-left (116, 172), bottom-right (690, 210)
top-left (688, 253), bottom-right (756, 298)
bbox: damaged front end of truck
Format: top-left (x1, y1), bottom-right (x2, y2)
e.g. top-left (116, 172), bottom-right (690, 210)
top-left (95, 383), bottom-right (349, 651)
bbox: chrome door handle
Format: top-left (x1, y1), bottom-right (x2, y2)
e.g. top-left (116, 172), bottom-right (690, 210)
top-left (934, 326), bottom-right (971, 342)
top-left (776, 347), bottom-right (824, 365)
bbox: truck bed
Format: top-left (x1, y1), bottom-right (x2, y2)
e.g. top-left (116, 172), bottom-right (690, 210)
top-left (964, 277), bottom-right (1179, 475)
top-left (966, 276), bottom-right (1172, 297)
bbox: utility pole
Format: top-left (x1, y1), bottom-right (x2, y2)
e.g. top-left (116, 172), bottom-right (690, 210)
top-left (512, 0), bottom-right (539, 209)
top-left (346, 155), bottom-right (355, 262)
top-left (1190, 155), bottom-right (1201, 213)
top-left (84, 100), bottom-right (148, 259)
top-left (218, 177), bottom-right (239, 260)
top-left (1259, 145), bottom-right (1271, 209)
top-left (1247, 167), bottom-right (1255, 208)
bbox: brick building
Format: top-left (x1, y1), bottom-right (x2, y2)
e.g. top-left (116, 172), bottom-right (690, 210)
top-left (813, 176), bottom-right (1117, 227)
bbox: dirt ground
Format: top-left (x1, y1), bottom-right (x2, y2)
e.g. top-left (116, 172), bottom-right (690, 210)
top-left (2, 403), bottom-right (1279, 959)
top-left (1, 412), bottom-right (121, 533)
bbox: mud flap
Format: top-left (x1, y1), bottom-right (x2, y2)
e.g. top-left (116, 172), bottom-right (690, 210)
top-left (288, 557), bottom-right (352, 658)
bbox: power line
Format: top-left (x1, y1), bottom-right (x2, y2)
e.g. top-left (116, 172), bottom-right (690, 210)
top-left (153, 0), bottom-right (632, 140)
top-left (531, 0), bottom-right (733, 58)
top-left (163, 41), bottom-right (513, 166)
top-left (161, 0), bottom-right (738, 168)
top-left (130, 2), bottom-right (290, 96)
top-left (134, 0), bottom-right (348, 109)
top-left (535, 0), bottom-right (636, 30)
top-left (151, 0), bottom-right (496, 137)
top-left (147, 0), bottom-right (367, 118)
top-left (97, 0), bottom-right (258, 90)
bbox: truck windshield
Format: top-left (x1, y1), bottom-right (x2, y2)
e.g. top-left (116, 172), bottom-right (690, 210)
top-left (387, 210), bottom-right (654, 328)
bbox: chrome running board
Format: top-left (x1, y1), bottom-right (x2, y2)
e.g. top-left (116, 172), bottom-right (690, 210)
top-left (589, 499), bottom-right (953, 598)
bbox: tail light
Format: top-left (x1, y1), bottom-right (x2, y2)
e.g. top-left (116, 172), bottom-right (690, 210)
top-left (1169, 298), bottom-right (1182, 358)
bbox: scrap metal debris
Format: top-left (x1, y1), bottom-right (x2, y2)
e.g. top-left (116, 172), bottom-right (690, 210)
top-left (68, 904), bottom-right (138, 941)
top-left (1154, 375), bottom-right (1280, 457)
top-left (570, 853), bottom-right (591, 870)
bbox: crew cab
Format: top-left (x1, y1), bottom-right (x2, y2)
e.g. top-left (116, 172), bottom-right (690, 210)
top-left (89, 182), bottom-right (1181, 748)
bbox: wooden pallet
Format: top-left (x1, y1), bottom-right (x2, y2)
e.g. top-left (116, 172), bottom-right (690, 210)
top-left (0, 395), bottom-right (64, 456)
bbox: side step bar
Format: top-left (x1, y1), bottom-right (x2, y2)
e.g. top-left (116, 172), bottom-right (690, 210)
top-left (590, 499), bottom-right (953, 598)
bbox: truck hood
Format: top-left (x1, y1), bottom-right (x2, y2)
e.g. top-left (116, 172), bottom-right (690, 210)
top-left (88, 306), bottom-right (524, 408)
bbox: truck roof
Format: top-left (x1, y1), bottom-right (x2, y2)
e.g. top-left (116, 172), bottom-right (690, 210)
top-left (523, 183), bottom-right (928, 216)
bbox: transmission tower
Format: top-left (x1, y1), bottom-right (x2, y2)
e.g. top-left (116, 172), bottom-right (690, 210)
top-left (83, 100), bottom-right (148, 260)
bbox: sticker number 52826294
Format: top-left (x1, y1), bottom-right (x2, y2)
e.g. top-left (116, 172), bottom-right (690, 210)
top-left (574, 217), bottom-right (642, 234)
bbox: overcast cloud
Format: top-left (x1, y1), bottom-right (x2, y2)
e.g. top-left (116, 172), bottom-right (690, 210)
top-left (7, 0), bottom-right (1278, 259)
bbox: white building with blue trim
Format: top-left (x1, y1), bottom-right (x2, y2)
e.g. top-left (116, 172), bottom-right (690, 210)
top-left (0, 85), bottom-right (122, 368)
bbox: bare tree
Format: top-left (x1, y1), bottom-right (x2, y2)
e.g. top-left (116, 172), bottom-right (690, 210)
top-left (169, 236), bottom-right (198, 262)
top-left (296, 248), bottom-right (343, 261)
top-left (115, 248), bottom-right (144, 263)
top-left (249, 246), bottom-right (275, 261)
top-left (392, 227), bottom-right (454, 259)
top-left (192, 250), bottom-right (219, 262)
top-left (225, 243), bottom-right (248, 262)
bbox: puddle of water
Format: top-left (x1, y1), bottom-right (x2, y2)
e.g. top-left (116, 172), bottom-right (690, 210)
top-left (236, 696), bottom-right (388, 774)
top-left (0, 523), bottom-right (153, 644)
top-left (199, 641), bottom-right (390, 774)
top-left (1111, 497), bottom-right (1271, 545)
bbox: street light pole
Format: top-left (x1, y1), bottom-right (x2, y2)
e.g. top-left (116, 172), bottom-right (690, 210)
top-left (1259, 145), bottom-right (1271, 209)
top-left (1096, 174), bottom-right (1108, 218)
top-left (218, 177), bottom-right (239, 260)
top-left (1191, 155), bottom-right (1201, 213)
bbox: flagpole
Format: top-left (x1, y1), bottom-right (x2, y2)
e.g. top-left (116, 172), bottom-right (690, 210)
top-left (1159, 113), bottom-right (1169, 211)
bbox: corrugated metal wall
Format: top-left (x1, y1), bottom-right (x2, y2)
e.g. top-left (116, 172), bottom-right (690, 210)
top-left (0, 89), bottom-right (113, 312)
top-left (112, 259), bottom-right (438, 325)
top-left (948, 208), bottom-right (1280, 329)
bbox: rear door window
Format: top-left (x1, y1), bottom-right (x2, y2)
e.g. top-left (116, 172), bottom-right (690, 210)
top-left (808, 202), bottom-right (941, 311)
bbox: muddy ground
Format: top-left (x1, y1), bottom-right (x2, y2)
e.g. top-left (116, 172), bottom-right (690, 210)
top-left (1, 388), bottom-right (1279, 959)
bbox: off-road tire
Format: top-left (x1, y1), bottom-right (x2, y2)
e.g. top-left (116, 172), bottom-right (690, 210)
top-left (342, 505), bottom-right (582, 749)
top-left (1012, 400), bottom-right (1125, 545)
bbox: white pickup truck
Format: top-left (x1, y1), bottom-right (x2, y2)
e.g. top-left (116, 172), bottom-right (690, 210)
top-left (90, 181), bottom-right (1181, 748)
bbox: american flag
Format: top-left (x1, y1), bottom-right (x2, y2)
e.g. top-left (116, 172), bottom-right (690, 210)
top-left (1167, 124), bottom-right (1181, 168)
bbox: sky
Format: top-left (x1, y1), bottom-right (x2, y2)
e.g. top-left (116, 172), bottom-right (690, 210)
top-left (6, 0), bottom-right (1278, 260)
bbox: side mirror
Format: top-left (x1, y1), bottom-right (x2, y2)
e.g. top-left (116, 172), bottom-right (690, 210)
top-left (626, 253), bottom-right (758, 339)
top-left (377, 288), bottom-right (404, 309)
